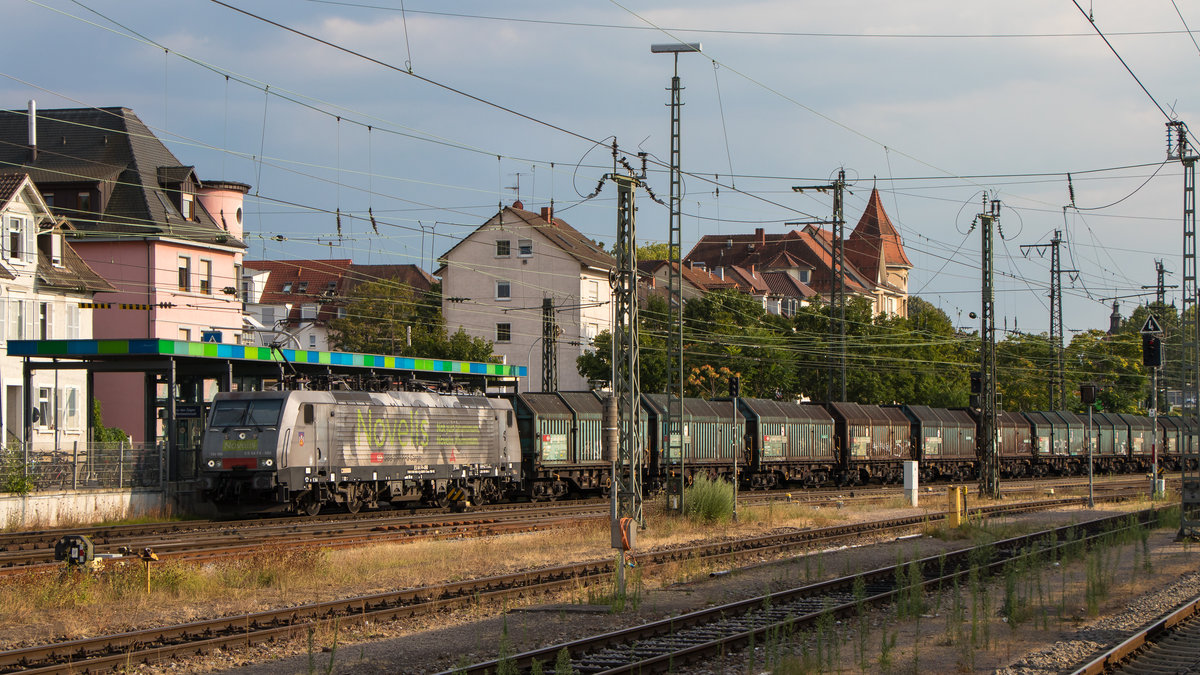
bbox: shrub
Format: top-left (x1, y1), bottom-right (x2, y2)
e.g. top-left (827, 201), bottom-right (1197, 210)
top-left (684, 475), bottom-right (734, 523)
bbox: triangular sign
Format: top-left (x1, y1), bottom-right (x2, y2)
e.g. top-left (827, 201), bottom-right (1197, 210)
top-left (1141, 314), bottom-right (1163, 334)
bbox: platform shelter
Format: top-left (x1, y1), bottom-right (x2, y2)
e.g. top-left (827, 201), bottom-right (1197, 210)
top-left (8, 338), bottom-right (525, 488)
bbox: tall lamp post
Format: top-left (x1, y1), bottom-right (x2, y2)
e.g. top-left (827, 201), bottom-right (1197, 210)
top-left (1080, 383), bottom-right (1098, 508)
top-left (651, 40), bottom-right (702, 514)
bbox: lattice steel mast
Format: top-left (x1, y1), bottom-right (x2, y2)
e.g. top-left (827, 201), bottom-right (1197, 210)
top-left (541, 297), bottom-right (557, 392)
top-left (1021, 230), bottom-right (1077, 409)
top-left (792, 171), bottom-right (847, 402)
top-left (976, 196), bottom-right (1001, 499)
top-left (610, 147), bottom-right (644, 527)
top-left (1168, 120), bottom-right (1200, 538)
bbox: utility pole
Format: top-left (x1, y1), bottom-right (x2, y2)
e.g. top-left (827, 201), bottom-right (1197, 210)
top-left (974, 195), bottom-right (1001, 499)
top-left (541, 297), bottom-right (557, 392)
top-left (1020, 230), bottom-right (1078, 409)
top-left (1167, 120), bottom-right (1200, 538)
top-left (793, 170), bottom-right (848, 401)
top-left (609, 143), bottom-right (644, 530)
top-left (651, 41), bottom-right (701, 514)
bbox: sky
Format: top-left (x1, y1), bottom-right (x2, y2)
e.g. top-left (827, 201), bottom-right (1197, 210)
top-left (5, 0), bottom-right (1200, 336)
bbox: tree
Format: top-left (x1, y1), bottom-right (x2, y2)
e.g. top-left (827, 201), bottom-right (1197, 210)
top-left (328, 280), bottom-right (494, 361)
top-left (637, 242), bottom-right (670, 260)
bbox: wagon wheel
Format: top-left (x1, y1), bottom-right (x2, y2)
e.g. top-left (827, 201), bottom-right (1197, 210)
top-left (344, 483), bottom-right (364, 515)
top-left (299, 491), bottom-right (322, 517)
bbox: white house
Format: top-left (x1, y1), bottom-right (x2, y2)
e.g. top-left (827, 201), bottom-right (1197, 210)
top-left (0, 173), bottom-right (113, 450)
top-left (438, 202), bottom-right (616, 392)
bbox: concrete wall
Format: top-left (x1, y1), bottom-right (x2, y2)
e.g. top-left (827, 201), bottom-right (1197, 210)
top-left (0, 488), bottom-right (167, 529)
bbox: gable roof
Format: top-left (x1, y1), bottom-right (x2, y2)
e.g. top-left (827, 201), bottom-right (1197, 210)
top-left (438, 202), bottom-right (616, 273)
top-left (0, 106), bottom-right (245, 248)
top-left (685, 226), bottom-right (874, 296)
top-left (245, 259), bottom-right (355, 306)
top-left (846, 188), bottom-right (913, 276)
top-left (0, 172), bottom-right (25, 205)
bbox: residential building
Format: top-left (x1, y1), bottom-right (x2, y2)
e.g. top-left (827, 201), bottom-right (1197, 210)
top-left (0, 173), bottom-right (114, 449)
top-left (683, 187), bottom-right (911, 317)
top-left (438, 201), bottom-right (616, 392)
top-left (243, 259), bottom-right (435, 351)
top-left (0, 104), bottom-right (249, 440)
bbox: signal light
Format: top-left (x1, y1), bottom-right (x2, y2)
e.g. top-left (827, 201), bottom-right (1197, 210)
top-left (970, 371), bottom-right (982, 395)
top-left (1142, 334), bottom-right (1162, 368)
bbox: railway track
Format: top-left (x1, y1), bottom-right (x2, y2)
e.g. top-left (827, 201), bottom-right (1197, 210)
top-left (0, 492), bottom-right (1145, 674)
top-left (0, 476), bottom-right (1154, 574)
top-left (449, 505), bottom-right (1166, 675)
top-left (1069, 591), bottom-right (1200, 675)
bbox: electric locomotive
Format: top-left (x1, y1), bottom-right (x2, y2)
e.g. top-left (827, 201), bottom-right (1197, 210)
top-left (199, 389), bottom-right (521, 515)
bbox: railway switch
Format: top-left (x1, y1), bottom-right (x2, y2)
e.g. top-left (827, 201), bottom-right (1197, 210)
top-left (54, 534), bottom-right (93, 566)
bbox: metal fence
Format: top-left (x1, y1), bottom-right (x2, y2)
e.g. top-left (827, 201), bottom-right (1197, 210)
top-left (1, 442), bottom-right (163, 493)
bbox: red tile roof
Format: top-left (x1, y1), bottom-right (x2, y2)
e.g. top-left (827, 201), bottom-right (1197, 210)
top-left (846, 188), bottom-right (913, 281)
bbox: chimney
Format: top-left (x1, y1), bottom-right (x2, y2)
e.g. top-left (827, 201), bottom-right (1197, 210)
top-left (716, 267), bottom-right (724, 280)
top-left (540, 206), bottom-right (554, 223)
top-left (755, 227), bottom-right (765, 248)
top-left (751, 263), bottom-right (756, 278)
top-left (27, 100), bottom-right (37, 161)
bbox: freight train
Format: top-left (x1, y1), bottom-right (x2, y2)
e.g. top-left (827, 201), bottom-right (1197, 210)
top-left (199, 388), bottom-right (1195, 515)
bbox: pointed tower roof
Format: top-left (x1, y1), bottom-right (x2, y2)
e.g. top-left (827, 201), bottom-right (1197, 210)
top-left (846, 188), bottom-right (912, 282)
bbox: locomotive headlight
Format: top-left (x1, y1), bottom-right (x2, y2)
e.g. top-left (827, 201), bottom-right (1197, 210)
top-left (264, 458), bottom-right (274, 467)
top-left (207, 460), bottom-right (216, 468)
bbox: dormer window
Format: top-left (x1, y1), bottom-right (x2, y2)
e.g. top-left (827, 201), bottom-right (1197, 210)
top-left (181, 194), bottom-right (194, 220)
top-left (326, 281), bottom-right (336, 292)
top-left (7, 217), bottom-right (22, 261)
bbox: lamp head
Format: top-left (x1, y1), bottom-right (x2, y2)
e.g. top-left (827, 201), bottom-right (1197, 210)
top-left (651, 42), bottom-right (702, 53)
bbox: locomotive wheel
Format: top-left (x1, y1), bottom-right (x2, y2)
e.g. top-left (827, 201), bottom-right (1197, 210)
top-left (299, 492), bottom-right (322, 517)
top-left (344, 484), bottom-right (363, 515)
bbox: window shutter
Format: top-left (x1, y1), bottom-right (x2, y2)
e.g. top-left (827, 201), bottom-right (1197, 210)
top-left (67, 303), bottom-right (79, 339)
top-left (45, 302), bottom-right (54, 339)
top-left (24, 300), bottom-right (35, 339)
top-left (23, 221), bottom-right (35, 264)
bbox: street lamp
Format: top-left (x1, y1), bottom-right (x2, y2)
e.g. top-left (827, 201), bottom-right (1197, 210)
top-left (652, 40), bottom-right (701, 515)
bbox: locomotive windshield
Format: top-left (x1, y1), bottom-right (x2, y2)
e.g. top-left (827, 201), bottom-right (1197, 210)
top-left (210, 398), bottom-right (284, 428)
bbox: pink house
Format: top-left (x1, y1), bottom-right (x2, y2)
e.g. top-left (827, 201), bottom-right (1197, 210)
top-left (0, 104), bottom-right (249, 441)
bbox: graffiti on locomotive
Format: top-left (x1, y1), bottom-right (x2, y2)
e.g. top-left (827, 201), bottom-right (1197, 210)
top-left (343, 406), bottom-right (494, 465)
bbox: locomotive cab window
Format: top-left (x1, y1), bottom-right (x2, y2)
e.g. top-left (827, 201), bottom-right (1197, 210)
top-left (210, 398), bottom-right (284, 427)
top-left (303, 403), bottom-right (314, 424)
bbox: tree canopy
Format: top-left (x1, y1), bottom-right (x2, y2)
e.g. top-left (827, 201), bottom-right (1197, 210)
top-left (328, 280), bottom-right (493, 362)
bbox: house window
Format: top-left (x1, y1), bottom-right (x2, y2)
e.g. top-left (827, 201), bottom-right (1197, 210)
top-left (179, 328), bottom-right (192, 341)
top-left (495, 280), bottom-right (511, 301)
top-left (50, 233), bottom-right (62, 267)
top-left (37, 387), bottom-right (53, 428)
top-left (8, 217), bottom-right (22, 261)
top-left (181, 194), bottom-right (194, 220)
top-left (798, 270), bottom-right (810, 284)
top-left (337, 307), bottom-right (347, 319)
top-left (281, 282), bottom-right (292, 293)
top-left (178, 256), bottom-right (192, 291)
top-left (518, 239), bottom-right (533, 257)
top-left (9, 297), bottom-right (24, 339)
top-left (326, 281), bottom-right (337, 292)
top-left (496, 323), bottom-right (511, 343)
top-left (66, 303), bottom-right (80, 339)
top-left (42, 192), bottom-right (54, 207)
top-left (261, 306), bottom-right (276, 325)
top-left (585, 323), bottom-right (599, 345)
top-left (587, 280), bottom-right (599, 303)
top-left (296, 281), bottom-right (308, 293)
top-left (77, 191), bottom-right (91, 213)
top-left (38, 302), bottom-right (52, 339)
top-left (200, 259), bottom-right (213, 295)
top-left (308, 333), bottom-right (317, 348)
top-left (496, 240), bottom-right (511, 257)
top-left (63, 387), bottom-right (80, 430)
